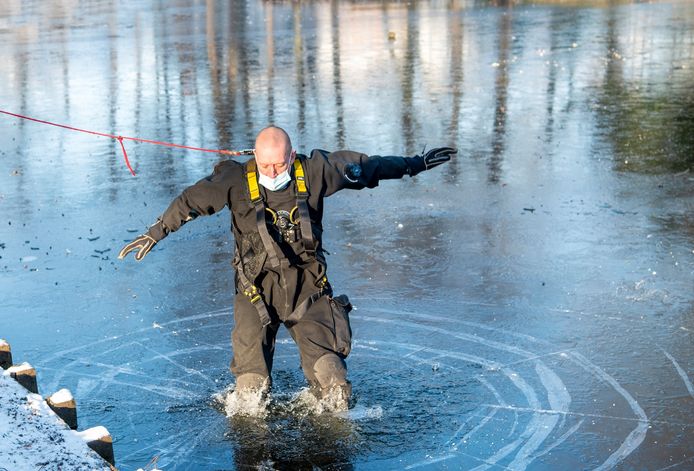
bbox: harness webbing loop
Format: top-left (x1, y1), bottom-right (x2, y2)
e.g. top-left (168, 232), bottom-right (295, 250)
top-left (293, 159), bottom-right (316, 255)
top-left (237, 267), bottom-right (273, 326)
top-left (246, 159), bottom-right (280, 268)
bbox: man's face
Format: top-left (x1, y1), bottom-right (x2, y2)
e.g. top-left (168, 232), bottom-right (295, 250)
top-left (255, 146), bottom-right (295, 178)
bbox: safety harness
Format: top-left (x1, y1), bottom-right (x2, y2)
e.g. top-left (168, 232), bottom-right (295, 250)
top-left (240, 158), bottom-right (328, 326)
top-left (246, 160), bottom-right (281, 269)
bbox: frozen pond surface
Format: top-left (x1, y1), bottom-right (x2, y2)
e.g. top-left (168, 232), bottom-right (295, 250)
top-left (1, 0), bottom-right (694, 469)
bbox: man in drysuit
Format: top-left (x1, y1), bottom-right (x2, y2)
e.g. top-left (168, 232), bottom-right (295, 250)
top-left (119, 126), bottom-right (455, 409)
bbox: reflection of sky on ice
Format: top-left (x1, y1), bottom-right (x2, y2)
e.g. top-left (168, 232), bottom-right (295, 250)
top-left (1, 1), bottom-right (694, 469)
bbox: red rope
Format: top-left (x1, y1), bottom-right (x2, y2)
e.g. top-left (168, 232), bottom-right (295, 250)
top-left (116, 136), bottom-right (135, 176)
top-left (0, 109), bottom-right (254, 176)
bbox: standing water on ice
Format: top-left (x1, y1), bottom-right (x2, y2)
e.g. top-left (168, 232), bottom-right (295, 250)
top-left (1, 0), bottom-right (694, 469)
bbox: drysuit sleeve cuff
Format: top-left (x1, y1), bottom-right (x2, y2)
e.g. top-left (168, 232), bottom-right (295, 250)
top-left (146, 219), bottom-right (169, 242)
top-left (404, 156), bottom-right (426, 177)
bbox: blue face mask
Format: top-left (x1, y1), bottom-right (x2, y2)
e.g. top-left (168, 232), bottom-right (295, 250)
top-left (258, 168), bottom-right (291, 192)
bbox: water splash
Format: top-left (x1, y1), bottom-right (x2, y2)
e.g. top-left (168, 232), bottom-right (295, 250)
top-left (213, 384), bottom-right (271, 419)
top-left (286, 387), bottom-right (349, 414)
top-left (214, 384), bottom-right (380, 420)
top-left (337, 404), bottom-right (384, 421)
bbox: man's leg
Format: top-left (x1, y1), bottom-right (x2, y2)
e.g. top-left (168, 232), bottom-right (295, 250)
top-left (230, 295), bottom-right (279, 393)
top-left (312, 353), bottom-right (352, 401)
top-left (287, 296), bottom-right (352, 405)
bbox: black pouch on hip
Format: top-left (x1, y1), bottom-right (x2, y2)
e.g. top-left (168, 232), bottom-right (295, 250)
top-left (330, 294), bottom-right (353, 358)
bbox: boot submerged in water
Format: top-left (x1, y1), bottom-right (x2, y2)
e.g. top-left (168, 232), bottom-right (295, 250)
top-left (226, 373), bottom-right (271, 417)
top-left (312, 353), bottom-right (352, 411)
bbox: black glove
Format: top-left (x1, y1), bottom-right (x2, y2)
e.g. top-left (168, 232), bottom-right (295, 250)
top-left (118, 233), bottom-right (157, 261)
top-left (421, 147), bottom-right (456, 170)
top-left (405, 147), bottom-right (457, 176)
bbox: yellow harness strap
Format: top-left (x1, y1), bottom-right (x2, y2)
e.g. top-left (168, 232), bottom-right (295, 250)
top-left (294, 159), bottom-right (307, 195)
top-left (246, 159), bottom-right (261, 203)
top-left (292, 159), bottom-right (316, 255)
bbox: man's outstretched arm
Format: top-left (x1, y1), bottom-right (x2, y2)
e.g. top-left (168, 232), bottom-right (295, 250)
top-left (318, 146), bottom-right (457, 196)
top-left (118, 161), bottom-right (236, 261)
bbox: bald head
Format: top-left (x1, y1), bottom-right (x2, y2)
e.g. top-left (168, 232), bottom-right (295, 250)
top-left (254, 126), bottom-right (294, 177)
